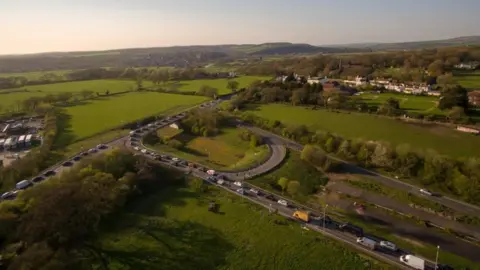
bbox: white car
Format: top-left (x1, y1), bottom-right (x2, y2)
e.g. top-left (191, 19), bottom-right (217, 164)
top-left (133, 147), bottom-right (140, 151)
top-left (379, 241), bottom-right (398, 251)
top-left (217, 179), bottom-right (225, 185)
top-left (277, 199), bottom-right (289, 207)
top-left (172, 157), bottom-right (179, 162)
top-left (236, 188), bottom-right (245, 195)
top-left (419, 188), bottom-right (432, 196)
top-left (249, 188), bottom-right (259, 195)
top-left (140, 149), bottom-right (147, 154)
top-left (233, 181), bottom-right (243, 187)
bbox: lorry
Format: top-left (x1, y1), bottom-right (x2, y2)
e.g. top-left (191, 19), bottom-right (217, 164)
top-left (293, 210), bottom-right (310, 222)
top-left (399, 254), bottom-right (425, 270)
top-left (339, 223), bottom-right (364, 237)
top-left (356, 237), bottom-right (377, 250)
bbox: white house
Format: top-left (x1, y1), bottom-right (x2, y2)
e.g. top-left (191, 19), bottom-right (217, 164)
top-left (307, 76), bottom-right (329, 85)
top-left (343, 76), bottom-right (367, 86)
top-left (454, 62), bottom-right (479, 70)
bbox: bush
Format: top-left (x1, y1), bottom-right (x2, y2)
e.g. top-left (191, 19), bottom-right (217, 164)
top-left (167, 139), bottom-right (184, 149)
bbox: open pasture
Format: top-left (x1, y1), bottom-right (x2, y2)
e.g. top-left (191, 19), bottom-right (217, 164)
top-left (249, 104), bottom-right (480, 158)
top-left (358, 92), bottom-right (443, 115)
top-left (167, 75), bottom-right (271, 95)
top-left (58, 92), bottom-right (207, 144)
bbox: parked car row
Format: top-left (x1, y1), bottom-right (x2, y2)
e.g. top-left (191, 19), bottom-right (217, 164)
top-left (1, 144), bottom-right (109, 201)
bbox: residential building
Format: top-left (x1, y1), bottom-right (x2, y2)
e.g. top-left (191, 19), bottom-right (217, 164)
top-left (468, 90), bottom-right (480, 106)
top-left (307, 76), bottom-right (329, 85)
top-left (456, 126), bottom-right (480, 135)
top-left (454, 62), bottom-right (479, 70)
top-left (343, 76), bottom-right (367, 86)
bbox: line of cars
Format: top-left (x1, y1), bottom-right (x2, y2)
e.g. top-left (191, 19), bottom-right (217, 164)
top-left (210, 177), bottom-right (452, 270)
top-left (0, 144), bottom-right (109, 201)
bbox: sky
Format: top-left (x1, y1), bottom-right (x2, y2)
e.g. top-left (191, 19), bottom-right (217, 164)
top-left (1, 0), bottom-right (480, 55)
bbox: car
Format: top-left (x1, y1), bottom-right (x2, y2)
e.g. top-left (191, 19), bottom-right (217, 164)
top-left (217, 179), bottom-right (225, 185)
top-left (188, 162), bottom-right (196, 168)
top-left (172, 162), bottom-right (179, 166)
top-left (133, 146), bottom-right (140, 151)
top-left (1, 191), bottom-right (16, 200)
top-left (379, 241), bottom-right (398, 252)
top-left (72, 156), bottom-right (82, 161)
top-left (16, 180), bottom-right (33, 190)
top-left (88, 148), bottom-right (98, 154)
top-left (435, 264), bottom-right (454, 270)
top-left (265, 194), bottom-right (276, 201)
top-left (277, 199), bottom-right (289, 207)
top-left (140, 149), bottom-right (147, 154)
top-left (62, 161), bottom-right (73, 167)
top-left (236, 188), bottom-right (246, 195)
top-left (339, 223), bottom-right (364, 237)
top-left (44, 170), bottom-right (56, 177)
top-left (172, 157), bottom-right (179, 162)
top-left (96, 144), bottom-right (108, 150)
top-left (81, 151), bottom-right (89, 156)
top-left (179, 161), bottom-right (187, 166)
top-left (31, 176), bottom-right (45, 183)
top-left (419, 188), bottom-right (433, 196)
top-left (249, 188), bottom-right (260, 195)
top-left (233, 181), bottom-right (243, 187)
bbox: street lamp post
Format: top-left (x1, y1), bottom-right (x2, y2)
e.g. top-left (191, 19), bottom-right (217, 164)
top-left (323, 204), bottom-right (328, 231)
top-left (435, 245), bottom-right (440, 269)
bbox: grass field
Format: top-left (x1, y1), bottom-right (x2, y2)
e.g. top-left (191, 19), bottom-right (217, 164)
top-left (248, 104), bottom-right (480, 158)
top-left (358, 92), bottom-right (444, 115)
top-left (150, 128), bottom-right (270, 170)
top-left (97, 181), bottom-right (385, 270)
top-left (453, 70), bottom-right (480, 89)
top-left (60, 129), bottom-right (130, 157)
top-left (0, 79), bottom-right (154, 113)
top-left (166, 76), bottom-right (272, 95)
top-left (57, 92), bottom-right (207, 145)
top-left (0, 69), bottom-right (71, 80)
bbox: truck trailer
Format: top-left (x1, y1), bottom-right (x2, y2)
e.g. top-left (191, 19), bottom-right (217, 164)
top-left (399, 254), bottom-right (425, 270)
top-left (356, 237), bottom-right (378, 250)
top-left (292, 210), bottom-right (310, 222)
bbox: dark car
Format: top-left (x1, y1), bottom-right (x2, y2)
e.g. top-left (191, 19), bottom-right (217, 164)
top-left (31, 176), bottom-right (45, 183)
top-left (44, 170), bottom-right (56, 177)
top-left (338, 223), bottom-right (364, 237)
top-left (265, 194), bottom-right (276, 201)
top-left (81, 152), bottom-right (89, 156)
top-left (96, 144), bottom-right (108, 150)
top-left (72, 156), bottom-right (82, 161)
top-left (62, 161), bottom-right (74, 167)
top-left (436, 264), bottom-right (454, 270)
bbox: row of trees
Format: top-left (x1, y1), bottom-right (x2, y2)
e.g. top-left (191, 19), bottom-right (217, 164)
top-left (238, 46), bottom-right (480, 81)
top-left (238, 128), bottom-right (264, 148)
top-left (0, 149), bottom-right (183, 269)
top-left (239, 112), bottom-right (480, 205)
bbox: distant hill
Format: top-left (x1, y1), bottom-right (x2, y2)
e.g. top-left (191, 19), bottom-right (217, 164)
top-left (330, 36), bottom-right (480, 51)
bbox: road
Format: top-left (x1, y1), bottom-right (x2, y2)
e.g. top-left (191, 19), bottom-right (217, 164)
top-left (243, 125), bottom-right (480, 218)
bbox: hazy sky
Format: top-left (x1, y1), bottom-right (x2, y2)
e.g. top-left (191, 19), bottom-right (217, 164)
top-left (1, 0), bottom-right (479, 54)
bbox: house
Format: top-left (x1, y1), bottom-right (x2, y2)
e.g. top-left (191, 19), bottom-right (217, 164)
top-left (468, 90), bottom-right (480, 106)
top-left (343, 76), bottom-right (367, 86)
top-left (307, 76), bottom-right (329, 85)
top-left (454, 62), bottom-right (479, 70)
top-left (456, 126), bottom-right (480, 135)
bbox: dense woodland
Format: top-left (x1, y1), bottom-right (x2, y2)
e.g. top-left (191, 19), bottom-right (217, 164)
top-left (0, 149), bottom-right (184, 269)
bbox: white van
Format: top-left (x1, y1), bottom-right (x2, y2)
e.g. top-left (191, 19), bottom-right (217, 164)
top-left (233, 181), bottom-right (243, 187)
top-left (419, 188), bottom-right (432, 196)
top-left (277, 199), bottom-right (288, 207)
top-left (16, 180), bottom-right (33, 190)
top-left (356, 237), bottom-right (377, 250)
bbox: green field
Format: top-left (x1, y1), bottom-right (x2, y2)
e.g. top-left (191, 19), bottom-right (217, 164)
top-left (58, 92), bottom-right (207, 145)
top-left (0, 79), bottom-right (152, 113)
top-left (358, 92), bottom-right (443, 115)
top-left (98, 181), bottom-right (384, 270)
top-left (249, 104), bottom-right (480, 158)
top-left (167, 76), bottom-right (272, 95)
top-left (0, 69), bottom-right (71, 80)
top-left (454, 70), bottom-right (480, 89)
top-left (149, 127), bottom-right (270, 170)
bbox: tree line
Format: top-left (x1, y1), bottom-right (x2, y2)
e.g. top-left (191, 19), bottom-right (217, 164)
top-left (238, 112), bottom-right (480, 205)
top-left (238, 45), bottom-right (480, 81)
top-left (0, 149), bottom-right (184, 269)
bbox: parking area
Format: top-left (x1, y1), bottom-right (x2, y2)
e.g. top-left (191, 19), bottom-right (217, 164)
top-left (0, 116), bottom-right (44, 167)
